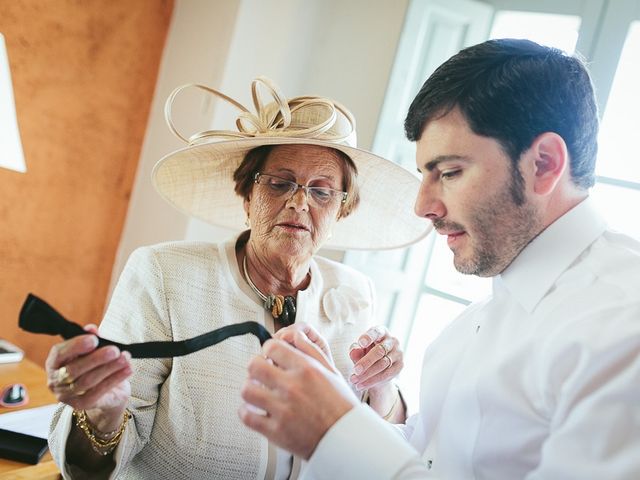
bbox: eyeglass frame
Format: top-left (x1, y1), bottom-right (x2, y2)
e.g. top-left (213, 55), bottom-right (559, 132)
top-left (253, 172), bottom-right (348, 206)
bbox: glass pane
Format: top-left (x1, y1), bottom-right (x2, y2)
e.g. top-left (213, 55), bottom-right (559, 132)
top-left (597, 21), bottom-right (640, 184)
top-left (424, 234), bottom-right (491, 303)
top-left (489, 11), bottom-right (580, 53)
top-left (591, 183), bottom-right (640, 241)
top-left (398, 294), bottom-right (466, 412)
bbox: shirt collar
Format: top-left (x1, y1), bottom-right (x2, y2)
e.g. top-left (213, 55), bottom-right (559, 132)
top-left (495, 197), bottom-right (607, 313)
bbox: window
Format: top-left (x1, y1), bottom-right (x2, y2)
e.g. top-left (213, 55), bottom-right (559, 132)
top-left (358, 0), bottom-right (640, 411)
top-left (0, 32), bottom-right (26, 173)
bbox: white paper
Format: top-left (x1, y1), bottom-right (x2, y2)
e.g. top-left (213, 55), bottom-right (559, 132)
top-left (0, 403), bottom-right (58, 439)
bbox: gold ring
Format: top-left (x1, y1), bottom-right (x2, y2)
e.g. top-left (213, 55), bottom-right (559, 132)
top-left (56, 366), bottom-right (73, 385)
top-left (379, 342), bottom-right (391, 356)
top-left (383, 354), bottom-right (392, 370)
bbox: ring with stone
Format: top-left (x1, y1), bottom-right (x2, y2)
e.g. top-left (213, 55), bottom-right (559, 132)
top-left (56, 366), bottom-right (73, 385)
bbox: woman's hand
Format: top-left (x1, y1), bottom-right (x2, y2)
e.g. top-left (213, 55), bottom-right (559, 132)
top-left (274, 322), bottom-right (335, 369)
top-left (349, 325), bottom-right (403, 392)
top-left (349, 326), bottom-right (406, 422)
top-left (45, 324), bottom-right (133, 432)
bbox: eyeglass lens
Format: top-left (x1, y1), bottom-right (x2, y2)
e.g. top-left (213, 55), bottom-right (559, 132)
top-left (255, 173), bottom-right (345, 205)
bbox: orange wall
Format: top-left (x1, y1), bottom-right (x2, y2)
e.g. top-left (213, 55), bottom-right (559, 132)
top-left (0, 0), bottom-right (174, 366)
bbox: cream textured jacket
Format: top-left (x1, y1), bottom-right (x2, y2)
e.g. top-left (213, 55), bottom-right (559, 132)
top-left (49, 237), bottom-right (376, 479)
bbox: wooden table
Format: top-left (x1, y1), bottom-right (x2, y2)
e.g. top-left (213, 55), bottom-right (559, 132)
top-left (0, 359), bottom-right (61, 479)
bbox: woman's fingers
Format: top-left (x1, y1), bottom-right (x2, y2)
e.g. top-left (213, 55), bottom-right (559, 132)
top-left (356, 325), bottom-right (387, 349)
top-left (349, 326), bottom-right (403, 390)
top-left (45, 329), bottom-right (134, 409)
top-left (65, 364), bottom-right (133, 410)
top-left (45, 334), bottom-right (99, 372)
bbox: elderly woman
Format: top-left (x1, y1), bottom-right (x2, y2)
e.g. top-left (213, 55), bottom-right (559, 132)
top-left (44, 78), bottom-right (428, 479)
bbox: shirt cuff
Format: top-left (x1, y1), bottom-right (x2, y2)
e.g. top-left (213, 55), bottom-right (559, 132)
top-left (304, 404), bottom-right (420, 480)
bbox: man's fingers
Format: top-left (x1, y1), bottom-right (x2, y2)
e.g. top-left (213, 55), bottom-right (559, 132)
top-left (262, 338), bottom-right (321, 373)
top-left (275, 323), bottom-right (332, 360)
top-left (290, 331), bottom-right (335, 370)
top-left (238, 403), bottom-right (275, 438)
top-left (241, 379), bottom-right (273, 412)
top-left (248, 352), bottom-right (286, 390)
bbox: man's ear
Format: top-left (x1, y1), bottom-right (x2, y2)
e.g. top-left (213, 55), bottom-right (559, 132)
top-left (243, 196), bottom-right (251, 215)
top-left (529, 132), bottom-right (569, 196)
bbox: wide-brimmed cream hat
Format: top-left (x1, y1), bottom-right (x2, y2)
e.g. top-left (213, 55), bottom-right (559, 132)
top-left (152, 77), bottom-right (431, 250)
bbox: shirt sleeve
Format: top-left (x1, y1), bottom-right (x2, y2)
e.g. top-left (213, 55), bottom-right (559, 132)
top-left (48, 246), bottom-right (173, 479)
top-left (526, 302), bottom-right (640, 479)
top-left (303, 404), bottom-right (431, 480)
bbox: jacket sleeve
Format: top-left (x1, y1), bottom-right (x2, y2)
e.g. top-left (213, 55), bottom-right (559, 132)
top-left (48, 246), bottom-right (173, 479)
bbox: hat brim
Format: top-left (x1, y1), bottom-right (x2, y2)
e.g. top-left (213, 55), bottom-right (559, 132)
top-left (152, 137), bottom-right (431, 250)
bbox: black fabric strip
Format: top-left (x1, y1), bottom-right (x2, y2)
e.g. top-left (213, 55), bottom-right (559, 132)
top-left (19, 293), bottom-right (272, 358)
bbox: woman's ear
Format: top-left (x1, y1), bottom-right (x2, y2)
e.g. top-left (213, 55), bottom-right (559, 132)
top-left (529, 132), bottom-right (569, 196)
top-left (243, 195), bottom-right (251, 214)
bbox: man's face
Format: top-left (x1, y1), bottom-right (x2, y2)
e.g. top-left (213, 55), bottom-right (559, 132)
top-left (414, 108), bottom-right (542, 277)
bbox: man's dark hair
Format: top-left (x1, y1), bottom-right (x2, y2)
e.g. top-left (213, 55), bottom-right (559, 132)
top-left (405, 38), bottom-right (599, 189)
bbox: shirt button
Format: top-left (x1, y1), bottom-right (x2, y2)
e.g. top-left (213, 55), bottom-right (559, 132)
top-left (427, 459), bottom-right (433, 470)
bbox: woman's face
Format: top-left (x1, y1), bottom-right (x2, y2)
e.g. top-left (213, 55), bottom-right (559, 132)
top-left (245, 144), bottom-right (346, 261)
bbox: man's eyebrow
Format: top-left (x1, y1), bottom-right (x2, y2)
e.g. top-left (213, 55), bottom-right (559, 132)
top-left (418, 155), bottom-right (469, 173)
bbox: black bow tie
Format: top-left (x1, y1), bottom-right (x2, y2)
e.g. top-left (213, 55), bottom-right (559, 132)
top-left (19, 294), bottom-right (272, 358)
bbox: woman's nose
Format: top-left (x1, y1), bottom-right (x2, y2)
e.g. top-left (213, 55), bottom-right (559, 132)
top-left (286, 187), bottom-right (310, 211)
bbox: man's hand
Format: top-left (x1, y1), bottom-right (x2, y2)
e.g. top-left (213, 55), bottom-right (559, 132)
top-left (273, 322), bottom-right (336, 368)
top-left (239, 330), bottom-right (359, 459)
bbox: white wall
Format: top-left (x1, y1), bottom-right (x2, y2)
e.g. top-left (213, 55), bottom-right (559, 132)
top-left (111, 0), bottom-right (410, 292)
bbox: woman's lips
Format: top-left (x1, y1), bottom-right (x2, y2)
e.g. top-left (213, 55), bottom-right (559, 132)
top-left (277, 222), bottom-right (310, 233)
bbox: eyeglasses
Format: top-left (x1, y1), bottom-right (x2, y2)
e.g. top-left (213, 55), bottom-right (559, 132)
top-left (254, 172), bottom-right (348, 206)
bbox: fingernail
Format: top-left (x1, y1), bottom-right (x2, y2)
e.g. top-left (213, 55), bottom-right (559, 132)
top-left (106, 347), bottom-right (119, 359)
top-left (354, 365), bottom-right (364, 375)
top-left (358, 337), bottom-right (369, 347)
top-left (122, 351), bottom-right (131, 361)
top-left (87, 336), bottom-right (99, 348)
top-left (349, 374), bottom-right (358, 383)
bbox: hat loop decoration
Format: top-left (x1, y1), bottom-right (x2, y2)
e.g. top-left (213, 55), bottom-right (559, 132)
top-left (164, 76), bottom-right (356, 146)
top-left (152, 76), bottom-right (432, 251)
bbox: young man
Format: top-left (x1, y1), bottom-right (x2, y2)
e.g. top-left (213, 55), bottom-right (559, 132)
top-left (239, 39), bottom-right (640, 479)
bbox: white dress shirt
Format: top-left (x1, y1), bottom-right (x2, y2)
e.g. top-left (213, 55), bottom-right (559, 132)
top-left (306, 198), bottom-right (640, 479)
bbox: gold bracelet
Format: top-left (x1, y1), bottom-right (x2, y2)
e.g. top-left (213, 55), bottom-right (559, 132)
top-left (381, 389), bottom-right (400, 421)
top-left (73, 409), bottom-right (131, 456)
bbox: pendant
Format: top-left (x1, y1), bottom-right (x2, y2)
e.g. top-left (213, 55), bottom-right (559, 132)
top-left (264, 295), bottom-right (296, 327)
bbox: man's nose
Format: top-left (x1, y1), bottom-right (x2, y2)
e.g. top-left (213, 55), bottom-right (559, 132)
top-left (414, 182), bottom-right (445, 220)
